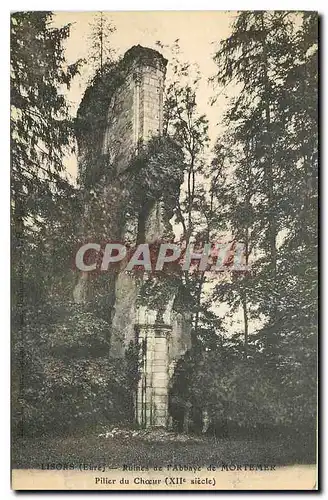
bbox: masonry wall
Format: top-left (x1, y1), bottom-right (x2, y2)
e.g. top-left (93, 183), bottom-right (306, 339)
top-left (102, 48), bottom-right (166, 173)
top-left (138, 65), bottom-right (164, 140)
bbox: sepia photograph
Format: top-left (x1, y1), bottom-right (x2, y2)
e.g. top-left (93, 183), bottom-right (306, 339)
top-left (10, 10), bottom-right (318, 490)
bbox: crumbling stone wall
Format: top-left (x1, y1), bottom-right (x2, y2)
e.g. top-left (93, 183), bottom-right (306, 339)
top-left (74, 45), bottom-right (191, 428)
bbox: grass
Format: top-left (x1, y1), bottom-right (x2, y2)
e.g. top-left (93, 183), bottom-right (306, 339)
top-left (12, 430), bottom-right (316, 469)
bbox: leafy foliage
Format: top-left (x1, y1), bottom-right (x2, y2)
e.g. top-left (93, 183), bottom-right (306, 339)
top-left (127, 136), bottom-right (185, 210)
top-left (12, 302), bottom-right (138, 436)
top-left (171, 12), bottom-right (317, 439)
top-left (10, 12), bottom-right (126, 437)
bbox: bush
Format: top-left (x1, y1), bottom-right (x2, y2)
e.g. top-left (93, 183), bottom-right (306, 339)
top-left (169, 345), bottom-right (317, 439)
top-left (12, 302), bottom-right (140, 437)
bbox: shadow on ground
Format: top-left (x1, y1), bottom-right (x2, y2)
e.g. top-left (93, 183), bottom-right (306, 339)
top-left (12, 428), bottom-right (316, 469)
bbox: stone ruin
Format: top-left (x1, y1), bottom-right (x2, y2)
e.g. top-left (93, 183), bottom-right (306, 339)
top-left (73, 45), bottom-right (191, 428)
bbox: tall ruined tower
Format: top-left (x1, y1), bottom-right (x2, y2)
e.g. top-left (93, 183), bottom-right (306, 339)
top-left (75, 45), bottom-right (191, 428)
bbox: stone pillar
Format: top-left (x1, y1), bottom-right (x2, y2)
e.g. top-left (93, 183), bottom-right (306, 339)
top-left (106, 46), bottom-right (167, 357)
top-left (152, 324), bottom-right (171, 427)
top-left (100, 45), bottom-right (167, 173)
top-left (131, 52), bottom-right (166, 145)
top-left (74, 46), bottom-right (192, 429)
top-left (136, 323), bottom-right (171, 428)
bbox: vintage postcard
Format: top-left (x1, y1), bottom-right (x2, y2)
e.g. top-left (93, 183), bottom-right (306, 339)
top-left (11, 10), bottom-right (318, 491)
